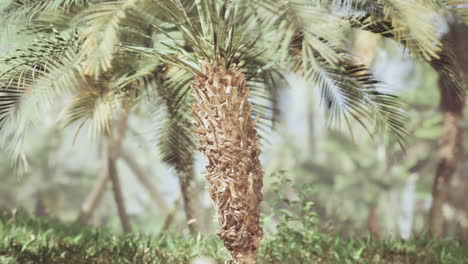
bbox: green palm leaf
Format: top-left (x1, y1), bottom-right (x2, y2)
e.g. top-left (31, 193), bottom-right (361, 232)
top-left (0, 0), bottom-right (90, 26)
top-left (309, 58), bottom-right (407, 147)
top-left (73, 0), bottom-right (139, 77)
top-left (0, 27), bottom-right (83, 167)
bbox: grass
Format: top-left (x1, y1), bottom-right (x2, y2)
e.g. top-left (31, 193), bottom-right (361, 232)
top-left (0, 211), bottom-right (467, 264)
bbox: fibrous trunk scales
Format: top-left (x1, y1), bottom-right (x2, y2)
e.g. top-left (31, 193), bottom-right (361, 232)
top-left (191, 64), bottom-right (263, 264)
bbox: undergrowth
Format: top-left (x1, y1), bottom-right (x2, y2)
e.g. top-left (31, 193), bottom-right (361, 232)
top-left (1, 174), bottom-right (467, 264)
top-left (0, 210), bottom-right (467, 264)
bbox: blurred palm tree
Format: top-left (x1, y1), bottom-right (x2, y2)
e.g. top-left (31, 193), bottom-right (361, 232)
top-left (429, 21), bottom-right (467, 238)
top-left (0, 0), bottom-right (202, 234)
top-left (1, 0), bottom-right (467, 263)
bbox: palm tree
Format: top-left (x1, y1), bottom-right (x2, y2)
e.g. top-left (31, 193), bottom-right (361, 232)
top-left (429, 21), bottom-right (467, 238)
top-left (1, 0), bottom-right (467, 263)
top-left (0, 0), bottom-right (203, 233)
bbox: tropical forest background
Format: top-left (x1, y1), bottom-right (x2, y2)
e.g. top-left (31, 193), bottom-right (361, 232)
top-left (0, 1), bottom-right (467, 263)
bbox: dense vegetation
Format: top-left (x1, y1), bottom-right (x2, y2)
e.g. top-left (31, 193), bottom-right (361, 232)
top-left (1, 211), bottom-right (467, 264)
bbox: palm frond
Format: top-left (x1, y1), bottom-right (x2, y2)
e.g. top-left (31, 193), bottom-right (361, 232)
top-left (73, 0), bottom-right (139, 77)
top-left (257, 0), bottom-right (347, 68)
top-left (0, 0), bottom-right (90, 26)
top-left (308, 57), bottom-right (408, 147)
top-left (0, 86), bottom-right (23, 130)
top-left (348, 10), bottom-right (465, 97)
top-left (322, 0), bottom-right (379, 13)
top-left (0, 27), bottom-right (83, 167)
top-left (254, 1), bottom-right (408, 145)
top-left (424, 0), bottom-right (468, 25)
top-left (155, 66), bottom-right (197, 173)
top-left (241, 51), bottom-right (284, 136)
top-left (350, 0), bottom-right (441, 61)
top-left (58, 78), bottom-right (117, 140)
top-left (0, 28), bottom-right (82, 126)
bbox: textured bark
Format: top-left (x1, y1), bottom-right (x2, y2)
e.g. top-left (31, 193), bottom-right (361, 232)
top-left (120, 149), bottom-right (169, 214)
top-left (76, 168), bottom-right (109, 224)
top-left (178, 164), bottom-right (201, 235)
top-left (429, 23), bottom-right (467, 238)
top-left (192, 64), bottom-right (263, 264)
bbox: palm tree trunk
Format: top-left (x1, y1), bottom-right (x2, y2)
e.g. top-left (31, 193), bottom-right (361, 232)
top-left (120, 149), bottom-right (169, 214)
top-left (77, 168), bottom-right (109, 224)
top-left (178, 164), bottom-right (201, 235)
top-left (192, 64), bottom-right (263, 264)
top-left (429, 23), bottom-right (467, 238)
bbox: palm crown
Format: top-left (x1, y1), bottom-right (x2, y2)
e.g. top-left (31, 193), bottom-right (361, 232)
top-left (0, 0), bottom-right (466, 263)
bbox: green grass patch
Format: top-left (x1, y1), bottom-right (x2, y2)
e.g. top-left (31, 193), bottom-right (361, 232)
top-left (0, 211), bottom-right (467, 264)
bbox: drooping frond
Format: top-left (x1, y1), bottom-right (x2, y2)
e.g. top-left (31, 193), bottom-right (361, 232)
top-left (241, 51), bottom-right (284, 137)
top-left (0, 0), bottom-right (90, 26)
top-left (309, 57), bottom-right (408, 147)
top-left (0, 0), bottom-right (414, 162)
top-left (155, 66), bottom-right (197, 173)
top-left (73, 0), bottom-right (140, 77)
top-left (338, 0), bottom-right (467, 58)
top-left (348, 1), bottom-right (441, 60)
top-left (250, 1), bottom-right (408, 146)
top-left (322, 0), bottom-right (379, 13)
top-left (0, 27), bottom-right (83, 167)
top-left (0, 85), bottom-right (22, 130)
top-left (256, 0), bottom-right (348, 69)
top-left (115, 14), bottom-right (197, 172)
top-left (347, 9), bottom-right (465, 97)
top-left (124, 0), bottom-right (408, 147)
top-left (58, 77), bottom-right (117, 140)
top-left (325, 0), bottom-right (467, 25)
top-left (0, 28), bottom-right (82, 127)
top-left (424, 0), bottom-right (468, 24)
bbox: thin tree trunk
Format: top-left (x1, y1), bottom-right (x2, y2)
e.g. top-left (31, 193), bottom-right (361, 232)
top-left (76, 140), bottom-right (108, 223)
top-left (120, 149), bottom-right (169, 214)
top-left (107, 108), bottom-right (131, 234)
top-left (429, 23), bottom-right (467, 238)
top-left (429, 104), bottom-right (464, 238)
top-left (460, 210), bottom-right (468, 243)
top-left (162, 195), bottom-right (181, 232)
top-left (35, 191), bottom-right (49, 218)
top-left (107, 149), bottom-right (131, 234)
top-left (178, 164), bottom-right (201, 235)
top-left (76, 168), bottom-right (109, 224)
top-left (355, 33), bottom-right (382, 240)
top-left (367, 203), bottom-right (381, 239)
top-left (192, 64), bottom-right (264, 264)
